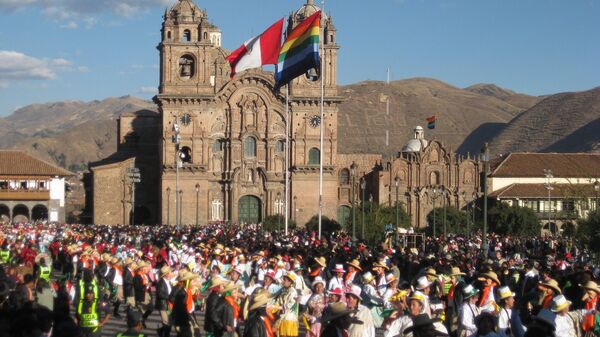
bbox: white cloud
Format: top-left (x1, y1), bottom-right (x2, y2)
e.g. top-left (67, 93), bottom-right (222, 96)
top-left (0, 0), bottom-right (177, 27)
top-left (139, 86), bottom-right (158, 94)
top-left (0, 50), bottom-right (82, 86)
top-left (77, 66), bottom-right (90, 73)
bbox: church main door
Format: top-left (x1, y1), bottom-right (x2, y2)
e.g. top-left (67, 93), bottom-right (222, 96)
top-left (238, 195), bottom-right (261, 224)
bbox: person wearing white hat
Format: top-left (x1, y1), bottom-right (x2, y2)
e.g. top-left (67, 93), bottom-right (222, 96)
top-left (346, 285), bottom-right (375, 337)
top-left (328, 264), bottom-right (345, 291)
top-left (459, 284), bottom-right (480, 337)
top-left (304, 277), bottom-right (327, 337)
top-left (497, 286), bottom-right (526, 337)
top-left (551, 294), bottom-right (586, 337)
top-left (382, 273), bottom-right (399, 309)
top-left (361, 272), bottom-right (384, 308)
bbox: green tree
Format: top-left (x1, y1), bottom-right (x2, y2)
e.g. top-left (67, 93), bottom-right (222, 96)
top-left (425, 206), bottom-right (470, 236)
top-left (577, 209), bottom-right (600, 253)
top-left (347, 202), bottom-right (410, 245)
top-left (262, 215), bottom-right (296, 231)
top-left (487, 203), bottom-right (541, 236)
top-left (305, 215), bottom-right (341, 234)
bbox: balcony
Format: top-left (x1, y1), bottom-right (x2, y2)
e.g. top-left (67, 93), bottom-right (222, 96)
top-left (535, 211), bottom-right (579, 221)
top-left (0, 189), bottom-right (50, 201)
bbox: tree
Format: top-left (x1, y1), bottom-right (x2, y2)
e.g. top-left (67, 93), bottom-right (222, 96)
top-left (347, 202), bottom-right (410, 245)
top-left (305, 215), bottom-right (341, 234)
top-left (425, 206), bottom-right (470, 236)
top-left (487, 203), bottom-right (541, 236)
top-left (577, 208), bottom-right (600, 253)
top-left (262, 215), bottom-right (296, 231)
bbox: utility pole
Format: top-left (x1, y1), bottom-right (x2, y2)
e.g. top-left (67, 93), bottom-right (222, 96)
top-left (481, 143), bottom-right (490, 258)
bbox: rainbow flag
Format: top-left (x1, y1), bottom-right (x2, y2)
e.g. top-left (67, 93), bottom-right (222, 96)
top-left (426, 115), bottom-right (436, 129)
top-left (274, 11), bottom-right (321, 89)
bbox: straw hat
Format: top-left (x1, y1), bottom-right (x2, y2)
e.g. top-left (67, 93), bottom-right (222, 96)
top-left (462, 284), bottom-right (480, 299)
top-left (449, 267), bottom-right (466, 276)
top-left (249, 292), bottom-right (273, 311)
top-left (386, 273), bottom-right (397, 284)
top-left (580, 281), bottom-right (600, 294)
top-left (323, 302), bottom-right (359, 323)
top-left (160, 265), bottom-right (172, 275)
top-left (332, 264), bottom-right (345, 273)
top-left (35, 253), bottom-right (51, 266)
top-left (178, 270), bottom-right (199, 282)
top-left (480, 271), bottom-right (500, 285)
top-left (415, 276), bottom-right (432, 290)
top-left (551, 294), bottom-right (571, 313)
top-left (347, 259), bottom-right (362, 271)
top-left (498, 286), bottom-right (516, 300)
top-left (372, 261), bottom-right (389, 271)
top-left (136, 261), bottom-right (148, 270)
top-left (129, 262), bottom-right (138, 270)
top-left (314, 256), bottom-right (327, 268)
top-left (210, 277), bottom-right (227, 289)
top-left (540, 279), bottom-right (562, 294)
top-left (110, 257), bottom-right (120, 264)
top-left (423, 268), bottom-right (437, 277)
top-left (222, 281), bottom-right (241, 293)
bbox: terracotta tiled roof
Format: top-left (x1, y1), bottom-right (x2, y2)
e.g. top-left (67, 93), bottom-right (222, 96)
top-left (490, 153), bottom-right (600, 178)
top-left (0, 150), bottom-right (73, 177)
top-left (490, 183), bottom-right (600, 198)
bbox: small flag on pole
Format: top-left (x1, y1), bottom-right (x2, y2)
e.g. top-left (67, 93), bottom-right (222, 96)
top-left (426, 116), bottom-right (436, 129)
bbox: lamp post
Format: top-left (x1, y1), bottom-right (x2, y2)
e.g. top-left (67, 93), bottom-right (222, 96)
top-left (277, 191), bottom-right (281, 231)
top-left (166, 187), bottom-right (171, 225)
top-left (361, 179), bottom-right (366, 240)
top-left (172, 120), bottom-right (181, 230)
top-left (481, 143), bottom-right (490, 258)
top-left (544, 169), bottom-right (554, 232)
top-left (594, 181), bottom-right (600, 211)
top-left (195, 184), bottom-right (200, 227)
top-left (350, 162), bottom-right (357, 240)
top-left (178, 190), bottom-right (183, 226)
top-left (395, 176), bottom-right (400, 245)
top-left (442, 188), bottom-right (447, 240)
top-left (430, 187), bottom-right (441, 238)
top-left (293, 195), bottom-right (297, 223)
top-left (472, 192), bottom-right (477, 237)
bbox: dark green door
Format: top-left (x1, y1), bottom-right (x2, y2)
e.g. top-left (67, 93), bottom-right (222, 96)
top-left (238, 195), bottom-right (261, 224)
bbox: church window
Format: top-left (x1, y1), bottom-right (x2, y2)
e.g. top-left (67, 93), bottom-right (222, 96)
top-left (178, 55), bottom-right (194, 79)
top-left (339, 168), bottom-right (350, 185)
top-left (308, 148), bottom-right (320, 165)
top-left (203, 32), bottom-right (208, 40)
top-left (275, 140), bottom-right (285, 153)
top-left (245, 136), bottom-right (257, 157)
top-left (183, 29), bottom-right (191, 42)
top-left (329, 34), bottom-right (334, 43)
top-left (179, 146), bottom-right (192, 163)
top-left (167, 31), bottom-right (171, 40)
top-left (213, 139), bottom-right (224, 152)
top-left (211, 199), bottom-right (223, 221)
top-left (429, 171), bottom-right (440, 185)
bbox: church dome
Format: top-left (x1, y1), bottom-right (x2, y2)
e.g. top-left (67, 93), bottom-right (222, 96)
top-left (168, 0), bottom-right (203, 21)
top-left (294, 0), bottom-right (326, 22)
top-left (402, 125), bottom-right (429, 153)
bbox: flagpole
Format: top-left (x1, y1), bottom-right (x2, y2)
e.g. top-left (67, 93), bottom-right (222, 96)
top-left (285, 84), bottom-right (290, 235)
top-left (317, 1), bottom-right (325, 240)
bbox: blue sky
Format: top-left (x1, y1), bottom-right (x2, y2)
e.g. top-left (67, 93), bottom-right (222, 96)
top-left (0, 0), bottom-right (599, 117)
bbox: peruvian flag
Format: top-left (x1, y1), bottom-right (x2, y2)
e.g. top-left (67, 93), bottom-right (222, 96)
top-left (226, 18), bottom-right (284, 78)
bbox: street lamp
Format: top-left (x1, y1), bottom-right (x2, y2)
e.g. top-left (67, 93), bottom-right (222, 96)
top-left (594, 181), bottom-right (600, 211)
top-left (544, 169), bottom-right (554, 233)
top-left (350, 162), bottom-right (357, 240)
top-left (471, 192), bottom-right (477, 237)
top-left (178, 190), bottom-right (183, 226)
top-left (481, 143), bottom-right (490, 258)
top-left (361, 178), bottom-right (366, 240)
top-left (293, 195), bottom-right (297, 223)
top-left (166, 187), bottom-right (171, 225)
top-left (172, 120), bottom-right (181, 230)
top-left (195, 183), bottom-right (200, 227)
top-left (430, 187), bottom-right (441, 237)
top-left (277, 191), bottom-right (281, 231)
top-left (395, 176), bottom-right (400, 244)
top-left (442, 188), bottom-right (447, 240)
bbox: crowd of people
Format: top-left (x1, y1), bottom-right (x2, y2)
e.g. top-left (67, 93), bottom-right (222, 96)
top-left (0, 221), bottom-right (597, 337)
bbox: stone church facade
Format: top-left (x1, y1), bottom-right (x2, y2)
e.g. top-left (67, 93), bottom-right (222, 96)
top-left (90, 0), bottom-right (482, 229)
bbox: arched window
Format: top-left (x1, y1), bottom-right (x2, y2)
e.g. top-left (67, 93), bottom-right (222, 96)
top-left (329, 34), bottom-right (334, 43)
top-left (182, 29), bottom-right (191, 42)
top-left (245, 137), bottom-right (257, 157)
top-left (213, 139), bottom-right (224, 152)
top-left (178, 55), bottom-right (194, 79)
top-left (339, 168), bottom-right (350, 185)
top-left (179, 146), bottom-right (192, 163)
top-left (275, 140), bottom-right (285, 153)
top-left (167, 31), bottom-right (171, 40)
top-left (308, 148), bottom-right (320, 165)
top-left (429, 171), bottom-right (440, 185)
top-left (203, 32), bottom-right (208, 40)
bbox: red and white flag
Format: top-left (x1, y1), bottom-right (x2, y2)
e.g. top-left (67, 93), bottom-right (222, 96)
top-left (226, 18), bottom-right (284, 78)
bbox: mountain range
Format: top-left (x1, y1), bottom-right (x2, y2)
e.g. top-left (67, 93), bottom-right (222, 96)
top-left (0, 78), bottom-right (598, 171)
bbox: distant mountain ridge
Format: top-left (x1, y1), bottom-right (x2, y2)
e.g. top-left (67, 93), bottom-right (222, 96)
top-left (1, 78), bottom-right (598, 172)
